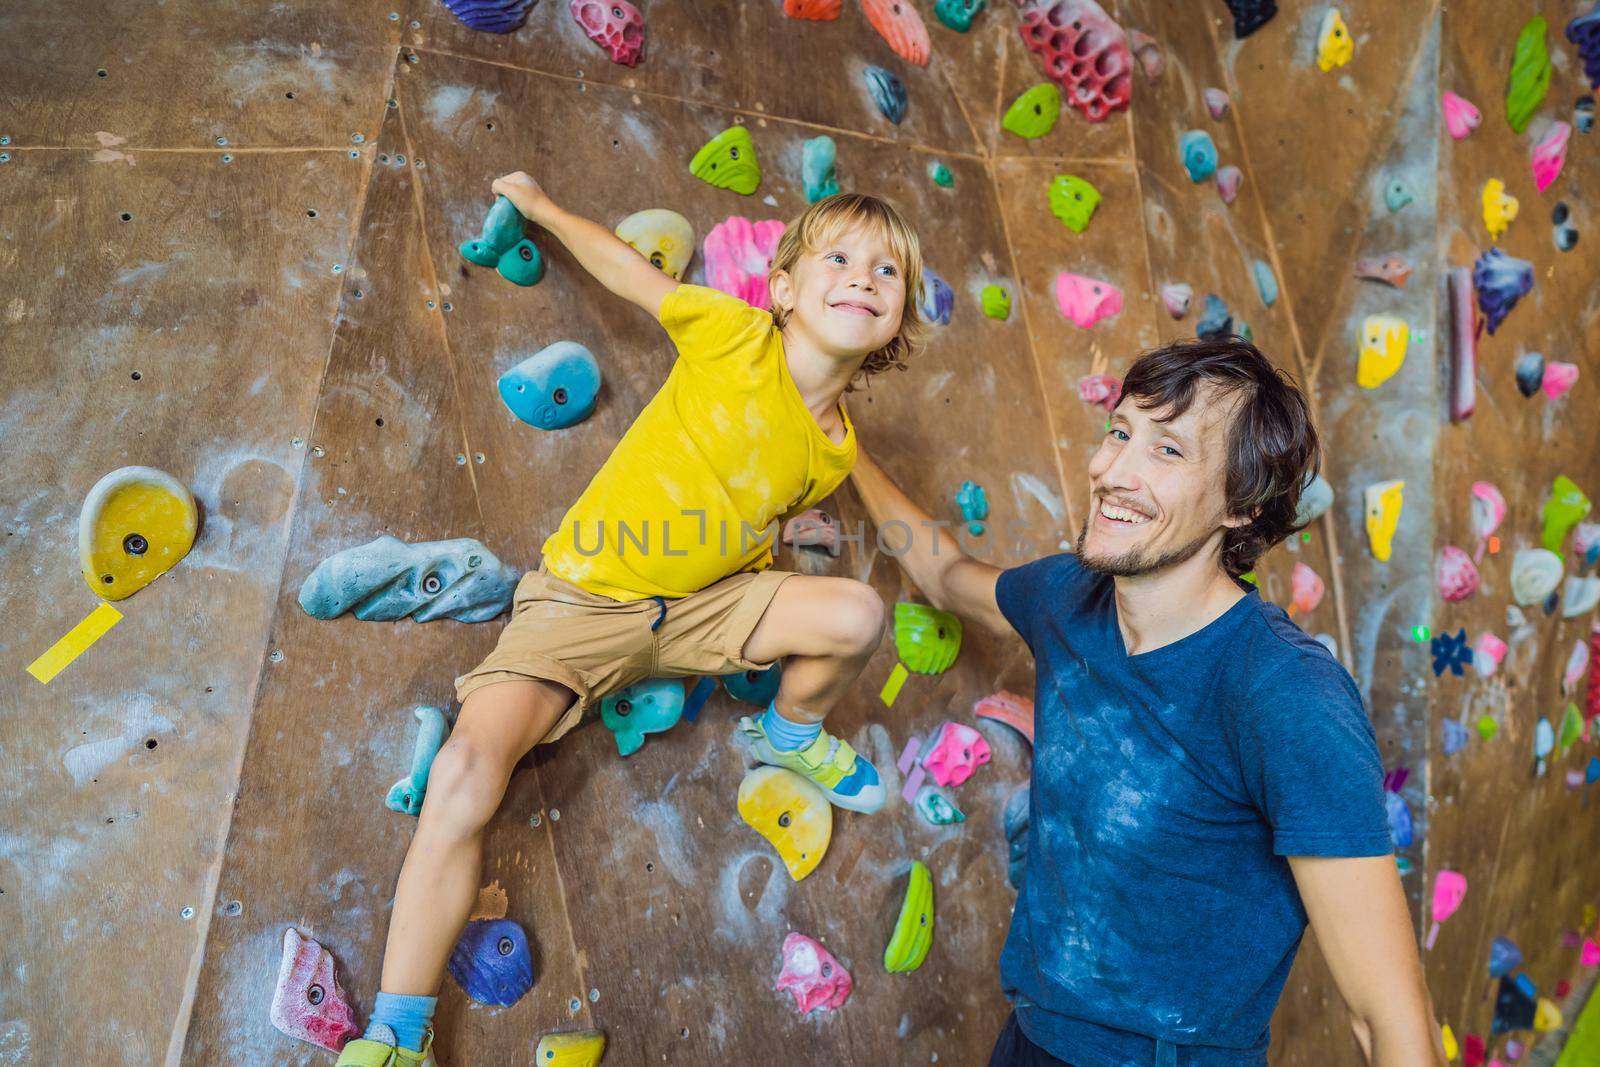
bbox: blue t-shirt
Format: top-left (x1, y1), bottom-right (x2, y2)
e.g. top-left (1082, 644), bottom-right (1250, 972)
top-left (995, 553), bottom-right (1392, 1067)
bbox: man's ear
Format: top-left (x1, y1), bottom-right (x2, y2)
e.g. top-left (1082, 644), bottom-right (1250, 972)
top-left (768, 268), bottom-right (794, 316)
top-left (1221, 510), bottom-right (1253, 530)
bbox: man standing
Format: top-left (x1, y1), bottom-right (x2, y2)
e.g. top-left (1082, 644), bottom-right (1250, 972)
top-left (851, 339), bottom-right (1444, 1066)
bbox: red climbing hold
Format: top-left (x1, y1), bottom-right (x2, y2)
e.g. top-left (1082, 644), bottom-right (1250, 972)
top-left (1015, 0), bottom-right (1133, 123)
top-left (569, 0), bottom-right (645, 67)
top-left (862, 0), bottom-right (932, 66)
top-left (785, 0), bottom-right (842, 17)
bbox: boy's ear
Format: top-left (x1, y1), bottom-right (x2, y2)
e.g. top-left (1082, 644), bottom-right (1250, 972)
top-left (768, 268), bottom-right (793, 316)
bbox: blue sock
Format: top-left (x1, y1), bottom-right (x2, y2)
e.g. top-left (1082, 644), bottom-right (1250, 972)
top-left (761, 701), bottom-right (822, 752)
top-left (366, 991), bottom-right (436, 1053)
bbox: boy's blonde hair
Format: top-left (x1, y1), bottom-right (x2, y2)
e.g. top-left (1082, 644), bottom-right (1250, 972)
top-left (768, 193), bottom-right (928, 385)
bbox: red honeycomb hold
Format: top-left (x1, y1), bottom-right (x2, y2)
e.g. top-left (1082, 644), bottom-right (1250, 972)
top-left (1014, 0), bottom-right (1133, 123)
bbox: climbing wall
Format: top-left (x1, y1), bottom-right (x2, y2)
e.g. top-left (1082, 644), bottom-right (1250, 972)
top-left (2, 1), bottom-right (1598, 1064)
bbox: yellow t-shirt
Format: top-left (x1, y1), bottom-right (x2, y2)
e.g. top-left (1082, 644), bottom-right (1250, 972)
top-left (540, 284), bottom-right (857, 601)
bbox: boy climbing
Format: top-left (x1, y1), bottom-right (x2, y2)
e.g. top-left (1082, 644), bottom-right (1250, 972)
top-left (335, 178), bottom-right (928, 1066)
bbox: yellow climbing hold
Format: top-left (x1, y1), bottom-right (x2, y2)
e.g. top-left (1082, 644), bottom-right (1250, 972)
top-left (1316, 8), bottom-right (1353, 72)
top-left (884, 860), bottom-right (935, 973)
top-left (534, 1029), bottom-right (606, 1066)
top-left (1364, 480), bottom-right (1404, 562)
top-left (1440, 1024), bottom-right (1458, 1061)
top-left (689, 126), bottom-right (761, 195)
top-left (78, 466), bottom-right (197, 600)
top-left (615, 208), bottom-right (695, 280)
top-left (1357, 314), bottom-right (1409, 389)
top-left (1481, 178), bottom-right (1518, 240)
top-left (737, 765), bottom-right (832, 881)
top-left (1534, 997), bottom-right (1563, 1032)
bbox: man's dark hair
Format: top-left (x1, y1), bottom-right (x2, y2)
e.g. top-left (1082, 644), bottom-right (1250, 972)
top-left (1117, 336), bottom-right (1319, 578)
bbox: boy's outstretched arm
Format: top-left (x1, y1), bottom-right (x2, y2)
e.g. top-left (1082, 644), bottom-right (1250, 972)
top-left (492, 171), bottom-right (677, 316)
top-left (850, 449), bottom-right (1011, 637)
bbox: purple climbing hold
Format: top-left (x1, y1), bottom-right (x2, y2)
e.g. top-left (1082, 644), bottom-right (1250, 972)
top-left (440, 0), bottom-right (536, 33)
top-left (1441, 718), bottom-right (1469, 755)
top-left (448, 919), bottom-right (534, 1007)
top-left (1222, 0), bottom-right (1276, 39)
top-left (1568, 3), bottom-right (1600, 91)
top-left (1472, 247), bottom-right (1533, 336)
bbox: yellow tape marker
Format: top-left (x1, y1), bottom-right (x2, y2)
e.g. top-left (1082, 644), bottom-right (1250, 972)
top-left (879, 662), bottom-right (909, 706)
top-left (26, 603), bottom-right (123, 684)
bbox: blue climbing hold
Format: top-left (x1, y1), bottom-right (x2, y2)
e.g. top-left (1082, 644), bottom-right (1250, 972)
top-left (1196, 294), bottom-right (1232, 339)
top-left (723, 662), bottom-right (782, 705)
top-left (497, 341), bottom-right (602, 430)
top-left (1251, 260), bottom-right (1278, 307)
top-left (802, 135), bottom-right (840, 203)
top-left (460, 195), bottom-right (544, 286)
top-left (299, 535), bottom-right (519, 624)
top-left (441, 0), bottom-right (536, 33)
top-left (918, 269), bottom-right (953, 326)
top-left (1472, 247), bottom-right (1533, 336)
top-left (386, 706), bottom-right (450, 816)
top-left (600, 678), bottom-right (685, 756)
top-left (1179, 130), bottom-right (1218, 182)
top-left (865, 66), bottom-right (908, 125)
top-left (1384, 791), bottom-right (1413, 849)
top-left (1571, 6), bottom-right (1600, 91)
top-left (1441, 718), bottom-right (1469, 755)
top-left (955, 480), bottom-right (987, 535)
top-left (448, 919), bottom-right (534, 1007)
top-left (1489, 936), bottom-right (1523, 977)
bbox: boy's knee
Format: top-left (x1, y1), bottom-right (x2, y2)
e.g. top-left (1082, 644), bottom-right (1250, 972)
top-left (831, 580), bottom-right (886, 658)
top-left (421, 738), bottom-right (510, 829)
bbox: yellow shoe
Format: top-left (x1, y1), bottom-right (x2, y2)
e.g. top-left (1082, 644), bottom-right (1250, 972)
top-left (335, 1026), bottom-right (437, 1067)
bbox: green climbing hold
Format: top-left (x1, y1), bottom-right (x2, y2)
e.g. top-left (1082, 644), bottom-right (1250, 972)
top-left (1560, 702), bottom-right (1583, 752)
top-left (1540, 474), bottom-right (1592, 557)
top-left (893, 602), bottom-right (962, 675)
top-left (690, 126), bottom-right (762, 195)
top-left (915, 787), bottom-right (966, 825)
top-left (1049, 174), bottom-right (1100, 234)
top-left (1477, 715), bottom-right (1499, 741)
top-left (929, 162), bottom-right (954, 188)
top-left (460, 195), bottom-right (545, 287)
top-left (884, 860), bottom-right (935, 973)
top-left (1506, 16), bottom-right (1551, 134)
top-left (981, 284), bottom-right (1011, 320)
top-left (1384, 177), bottom-right (1414, 213)
top-left (1002, 83), bottom-right (1062, 139)
top-left (934, 0), bottom-right (985, 32)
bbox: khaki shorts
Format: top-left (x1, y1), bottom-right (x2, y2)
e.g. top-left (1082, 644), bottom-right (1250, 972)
top-left (453, 562), bottom-right (794, 744)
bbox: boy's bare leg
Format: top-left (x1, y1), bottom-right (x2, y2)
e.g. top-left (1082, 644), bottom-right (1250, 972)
top-left (377, 678), bottom-right (573, 995)
top-left (741, 575), bottom-right (886, 723)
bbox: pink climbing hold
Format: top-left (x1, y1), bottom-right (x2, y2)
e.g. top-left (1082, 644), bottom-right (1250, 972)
top-left (1161, 283), bottom-right (1192, 319)
top-left (568, 0), bottom-right (646, 67)
top-left (1582, 938), bottom-right (1600, 967)
top-left (862, 0), bottom-right (932, 66)
top-left (1203, 87), bottom-right (1230, 119)
top-left (921, 720), bottom-right (991, 788)
top-left (775, 932), bottom-right (853, 1015)
top-left (1441, 91), bottom-right (1482, 140)
top-left (1076, 374), bottom-right (1121, 412)
top-left (1216, 165), bottom-right (1242, 204)
top-left (1470, 481), bottom-right (1505, 560)
top-left (783, 0), bottom-right (842, 18)
top-left (1054, 271), bottom-right (1122, 328)
top-left (1432, 870), bottom-right (1467, 923)
top-left (1290, 562), bottom-right (1324, 615)
top-left (1532, 122), bottom-right (1572, 193)
top-left (1436, 545), bottom-right (1480, 602)
top-left (1016, 0), bottom-right (1133, 124)
top-left (270, 928), bottom-right (358, 1052)
top-left (974, 690), bottom-right (1035, 744)
top-left (1354, 254), bottom-right (1412, 289)
top-left (1543, 361), bottom-right (1580, 400)
top-left (1473, 633), bottom-right (1507, 678)
top-left (782, 508), bottom-right (841, 556)
top-left (1129, 29), bottom-right (1163, 80)
top-left (703, 216), bottom-right (786, 310)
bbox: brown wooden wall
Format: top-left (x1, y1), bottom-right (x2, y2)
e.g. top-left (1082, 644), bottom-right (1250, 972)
top-left (1, 1), bottom-right (1596, 1064)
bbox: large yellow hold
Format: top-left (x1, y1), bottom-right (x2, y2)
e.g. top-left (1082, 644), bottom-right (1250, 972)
top-left (614, 208), bottom-right (695, 281)
top-left (737, 766), bottom-right (832, 881)
top-left (78, 466), bottom-right (197, 600)
top-left (1357, 315), bottom-right (1409, 389)
top-left (1481, 178), bottom-right (1519, 240)
top-left (1364, 480), bottom-right (1404, 562)
top-left (1316, 8), bottom-right (1353, 72)
top-left (534, 1029), bottom-right (605, 1066)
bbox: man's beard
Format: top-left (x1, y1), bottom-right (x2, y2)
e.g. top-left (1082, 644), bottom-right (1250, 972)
top-left (1074, 513), bottom-right (1218, 578)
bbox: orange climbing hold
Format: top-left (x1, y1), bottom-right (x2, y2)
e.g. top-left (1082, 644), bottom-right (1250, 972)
top-left (862, 0), bottom-right (931, 66)
top-left (785, 0), bottom-right (842, 17)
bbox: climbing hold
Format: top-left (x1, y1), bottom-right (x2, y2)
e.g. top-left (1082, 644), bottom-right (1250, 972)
top-left (1441, 91), bottom-right (1482, 139)
top-left (1474, 633), bottom-right (1508, 677)
top-left (1553, 201), bottom-right (1579, 252)
top-left (1472, 247), bottom-right (1532, 335)
top-left (1196, 293), bottom-right (1232, 339)
top-left (862, 0), bottom-right (931, 65)
top-left (1431, 869), bottom-right (1467, 930)
top-left (600, 678), bottom-right (684, 756)
top-left (1002, 83), bottom-right (1062, 139)
top-left (1470, 482), bottom-right (1505, 558)
top-left (1441, 718), bottom-right (1469, 755)
top-left (973, 690), bottom-right (1034, 745)
top-left (775, 932), bottom-right (853, 1015)
top-left (1481, 179), bottom-right (1518, 240)
top-left (534, 1029), bottom-right (606, 1066)
top-left (1531, 121), bottom-right (1571, 191)
top-left (1204, 87), bottom-right (1230, 119)
top-left (690, 126), bottom-right (762, 195)
top-left (864, 66), bottom-right (908, 124)
top-left (703, 215), bottom-right (786, 309)
top-left (801, 136), bottom-right (840, 204)
top-left (782, 509), bottom-right (840, 557)
top-left (1431, 629), bottom-right (1471, 678)
top-left (1510, 548), bottom-right (1563, 606)
top-left (1129, 29), bottom-right (1163, 80)
top-left (1383, 177), bottom-right (1414, 213)
top-left (460, 196), bottom-right (544, 286)
top-left (568, 0), bottom-right (645, 66)
top-left (1446, 267), bottom-right (1475, 422)
top-left (1575, 523), bottom-right (1600, 569)
top-left (955, 480), bottom-right (988, 535)
top-left (1251, 260), bottom-right (1277, 307)
top-left (918, 269), bottom-right (954, 326)
top-left (921, 720), bottom-right (991, 787)
top-left (1506, 16), bottom-right (1551, 135)
top-left (616, 208), bottom-right (695, 280)
top-left (1077, 374), bottom-right (1121, 412)
top-left (980, 284), bottom-right (1011, 320)
top-left (894, 602), bottom-right (962, 674)
top-left (498, 341), bottom-right (602, 430)
top-left (1565, 640), bottom-right (1591, 694)
top-left (1489, 937), bottom-right (1524, 977)
top-left (1316, 8), bottom-right (1353, 72)
top-left (929, 162), bottom-right (954, 187)
top-left (1363, 480), bottom-right (1403, 562)
top-left (1436, 546), bottom-right (1479, 603)
top-left (387, 706), bottom-right (449, 816)
top-left (1048, 174), bottom-right (1101, 233)
top-left (1222, 0), bottom-right (1276, 38)
top-left (783, 0), bottom-right (841, 18)
top-left (1290, 562), bottom-right (1324, 615)
top-left (299, 536), bottom-right (518, 623)
top-left (1494, 974), bottom-right (1537, 1033)
top-left (1515, 352), bottom-right (1546, 397)
top-left (1541, 475), bottom-right (1592, 556)
top-left (1015, 0), bottom-right (1132, 123)
top-left (1053, 272), bottom-right (1122, 328)
top-left (448, 918), bottom-right (534, 1007)
top-left (1535, 998), bottom-right (1564, 1032)
top-left (1357, 315), bottom-right (1409, 389)
top-left (1003, 786), bottom-right (1030, 889)
top-left (935, 0), bottom-right (985, 31)
top-left (1216, 165), bottom-right (1242, 205)
top-left (1161, 283), bottom-right (1192, 319)
top-left (78, 466), bottom-right (197, 601)
top-left (1295, 472), bottom-right (1334, 526)
top-left (1477, 716), bottom-right (1499, 741)
top-left (442, 0), bottom-right (536, 33)
top-left (1571, 5), bottom-right (1600, 88)
top-left (1580, 95), bottom-right (1598, 132)
top-left (915, 786), bottom-right (966, 825)
top-left (1571, 578), bottom-right (1600, 620)
top-left (883, 860), bottom-right (935, 973)
top-left (1179, 129), bottom-right (1218, 182)
top-left (738, 766), bottom-right (832, 881)
top-left (1354, 254), bottom-right (1411, 288)
top-left (723, 663), bottom-right (782, 705)
top-left (1543, 360), bottom-right (1580, 399)
top-left (1385, 780), bottom-right (1412, 847)
top-left (1535, 718), bottom-right (1556, 766)
top-left (270, 928), bottom-right (358, 1051)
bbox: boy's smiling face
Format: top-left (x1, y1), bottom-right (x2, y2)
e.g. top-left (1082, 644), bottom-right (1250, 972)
top-left (769, 222), bottom-right (907, 362)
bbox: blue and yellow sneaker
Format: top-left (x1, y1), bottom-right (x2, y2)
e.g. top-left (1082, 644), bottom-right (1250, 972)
top-left (737, 717), bottom-right (886, 814)
top-left (335, 1025), bottom-right (437, 1067)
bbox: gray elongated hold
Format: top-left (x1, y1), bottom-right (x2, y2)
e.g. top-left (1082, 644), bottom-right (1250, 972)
top-left (299, 535), bottom-right (519, 623)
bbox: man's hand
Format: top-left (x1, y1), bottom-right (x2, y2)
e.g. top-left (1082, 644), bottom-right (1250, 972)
top-left (492, 171), bottom-right (555, 226)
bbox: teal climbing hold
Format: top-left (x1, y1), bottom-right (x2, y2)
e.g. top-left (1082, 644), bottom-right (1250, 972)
top-left (460, 195), bottom-right (544, 286)
top-left (600, 678), bottom-right (685, 756)
top-left (802, 135), bottom-right (840, 203)
top-left (1251, 260), bottom-right (1278, 307)
top-left (929, 162), bottom-right (954, 188)
top-left (956, 480), bottom-right (987, 535)
top-left (1179, 130), bottom-right (1217, 182)
top-left (387, 706), bottom-right (450, 816)
top-left (1384, 176), bottom-right (1415, 213)
top-left (934, 0), bottom-right (985, 32)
